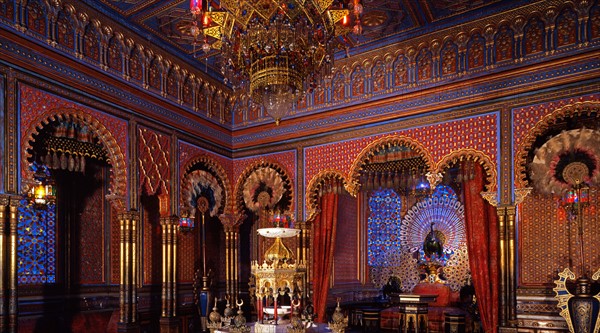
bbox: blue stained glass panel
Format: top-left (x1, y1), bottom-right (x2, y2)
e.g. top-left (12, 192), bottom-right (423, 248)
top-left (367, 189), bottom-right (402, 266)
top-left (17, 198), bottom-right (56, 284)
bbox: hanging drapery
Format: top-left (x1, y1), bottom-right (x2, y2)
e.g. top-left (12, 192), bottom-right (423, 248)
top-left (463, 162), bottom-right (499, 333)
top-left (312, 179), bottom-right (340, 323)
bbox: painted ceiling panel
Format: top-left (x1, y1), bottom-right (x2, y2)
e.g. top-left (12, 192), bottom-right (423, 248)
top-left (89, 0), bottom-right (509, 69)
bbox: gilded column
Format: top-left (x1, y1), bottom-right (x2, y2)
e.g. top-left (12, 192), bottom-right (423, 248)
top-left (7, 197), bottom-right (19, 333)
top-left (160, 215), bottom-right (179, 333)
top-left (505, 205), bottom-right (517, 323)
top-left (0, 195), bottom-right (9, 333)
top-left (118, 210), bottom-right (139, 333)
top-left (510, 187), bottom-right (531, 325)
top-left (299, 220), bottom-right (311, 301)
top-left (219, 213), bottom-right (244, 301)
top-left (496, 206), bottom-right (508, 327)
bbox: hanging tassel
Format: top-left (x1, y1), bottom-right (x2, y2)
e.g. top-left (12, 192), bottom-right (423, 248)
top-left (68, 154), bottom-right (75, 171)
top-left (60, 153), bottom-right (67, 170)
top-left (80, 155), bottom-right (86, 173)
top-left (73, 155), bottom-right (80, 173)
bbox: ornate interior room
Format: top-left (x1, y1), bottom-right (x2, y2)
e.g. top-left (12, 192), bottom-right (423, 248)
top-left (0, 0), bottom-right (599, 332)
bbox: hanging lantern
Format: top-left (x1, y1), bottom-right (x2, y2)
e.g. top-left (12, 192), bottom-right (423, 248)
top-left (26, 162), bottom-right (55, 208)
top-left (190, 0), bottom-right (202, 15)
top-left (179, 213), bottom-right (195, 232)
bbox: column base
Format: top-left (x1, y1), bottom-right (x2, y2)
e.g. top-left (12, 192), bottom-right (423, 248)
top-left (499, 326), bottom-right (518, 333)
top-left (117, 322), bottom-right (140, 333)
top-left (160, 316), bottom-right (180, 333)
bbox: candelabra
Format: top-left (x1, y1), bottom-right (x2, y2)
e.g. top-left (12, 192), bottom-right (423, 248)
top-left (207, 298), bottom-right (223, 333)
top-left (328, 300), bottom-right (348, 333)
top-left (553, 162), bottom-right (600, 333)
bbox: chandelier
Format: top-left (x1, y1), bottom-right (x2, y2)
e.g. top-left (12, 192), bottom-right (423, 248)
top-left (190, 0), bottom-right (352, 125)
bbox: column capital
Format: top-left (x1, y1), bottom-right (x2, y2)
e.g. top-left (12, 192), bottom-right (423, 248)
top-left (159, 215), bottom-right (179, 226)
top-left (514, 187), bottom-right (532, 206)
top-left (118, 210), bottom-right (139, 221)
top-left (480, 191), bottom-right (499, 207)
top-left (219, 213), bottom-right (245, 232)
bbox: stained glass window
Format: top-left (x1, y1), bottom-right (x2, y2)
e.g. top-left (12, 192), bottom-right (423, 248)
top-left (367, 188), bottom-right (402, 266)
top-left (431, 184), bottom-right (458, 201)
top-left (17, 198), bottom-right (56, 284)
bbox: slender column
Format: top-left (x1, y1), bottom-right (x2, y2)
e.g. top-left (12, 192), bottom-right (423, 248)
top-left (219, 213), bottom-right (244, 301)
top-left (505, 206), bottom-right (517, 323)
top-left (496, 206), bottom-right (508, 327)
top-left (160, 216), bottom-right (179, 333)
top-left (0, 195), bottom-right (9, 332)
top-left (8, 197), bottom-right (19, 333)
top-left (118, 211), bottom-right (139, 333)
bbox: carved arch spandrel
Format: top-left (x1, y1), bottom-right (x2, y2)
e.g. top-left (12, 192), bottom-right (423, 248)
top-left (21, 107), bottom-right (127, 211)
top-left (305, 170), bottom-right (348, 222)
top-left (347, 135), bottom-right (434, 197)
top-left (180, 154), bottom-right (232, 215)
top-left (234, 160), bottom-right (294, 217)
top-left (514, 101), bottom-right (600, 189)
top-left (434, 149), bottom-right (498, 192)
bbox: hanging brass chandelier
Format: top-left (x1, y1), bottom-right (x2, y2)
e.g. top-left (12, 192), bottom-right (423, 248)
top-left (190, 0), bottom-right (352, 125)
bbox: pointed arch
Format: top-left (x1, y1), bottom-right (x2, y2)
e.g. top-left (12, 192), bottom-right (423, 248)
top-left (514, 101), bottom-right (600, 189)
top-left (435, 149), bottom-right (497, 192)
top-left (305, 170), bottom-right (348, 222)
top-left (21, 108), bottom-right (127, 211)
top-left (347, 135), bottom-right (434, 196)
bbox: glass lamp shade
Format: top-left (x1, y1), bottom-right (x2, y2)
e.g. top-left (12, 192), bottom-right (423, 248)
top-left (259, 84), bottom-right (298, 125)
top-left (179, 216), bottom-right (195, 232)
top-left (30, 181), bottom-right (55, 206)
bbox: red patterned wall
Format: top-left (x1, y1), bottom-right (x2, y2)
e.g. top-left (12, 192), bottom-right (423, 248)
top-left (304, 114), bottom-right (498, 187)
top-left (519, 190), bottom-right (600, 287)
top-left (179, 141), bottom-right (233, 182)
top-left (19, 84), bottom-right (128, 180)
top-left (512, 93), bottom-right (600, 176)
top-left (138, 127), bottom-right (171, 285)
top-left (178, 232), bottom-right (197, 283)
top-left (138, 126), bottom-right (171, 196)
top-left (333, 193), bottom-right (358, 283)
top-left (79, 171), bottom-right (105, 284)
top-left (110, 205), bottom-right (120, 284)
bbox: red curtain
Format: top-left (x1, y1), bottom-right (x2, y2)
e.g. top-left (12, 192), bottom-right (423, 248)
top-left (463, 162), bottom-right (499, 333)
top-left (312, 189), bottom-right (339, 323)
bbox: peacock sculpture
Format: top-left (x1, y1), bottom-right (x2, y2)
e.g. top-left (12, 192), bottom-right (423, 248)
top-left (423, 222), bottom-right (444, 258)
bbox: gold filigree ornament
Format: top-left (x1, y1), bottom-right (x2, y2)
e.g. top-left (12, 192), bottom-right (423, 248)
top-left (553, 268), bottom-right (577, 333)
top-left (553, 268), bottom-right (600, 333)
top-left (328, 300), bottom-right (348, 333)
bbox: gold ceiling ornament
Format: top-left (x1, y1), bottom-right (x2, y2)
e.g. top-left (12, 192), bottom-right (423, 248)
top-left (189, 0), bottom-right (350, 125)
